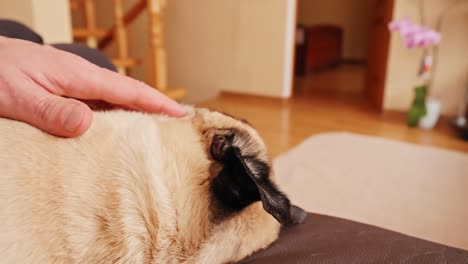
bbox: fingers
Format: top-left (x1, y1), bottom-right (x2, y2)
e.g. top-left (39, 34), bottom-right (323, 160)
top-left (29, 95), bottom-right (93, 137)
top-left (1, 76), bottom-right (93, 137)
top-left (48, 49), bottom-right (186, 117)
top-left (0, 37), bottom-right (185, 139)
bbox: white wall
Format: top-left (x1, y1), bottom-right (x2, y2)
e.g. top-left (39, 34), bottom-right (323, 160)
top-left (0, 0), bottom-right (72, 43)
top-left (163, 0), bottom-right (236, 102)
top-left (92, 0), bottom-right (295, 103)
top-left (0, 0), bottom-right (34, 31)
top-left (165, 0), bottom-right (294, 102)
top-left (31, 0), bottom-right (72, 43)
top-left (221, 0), bottom-right (293, 98)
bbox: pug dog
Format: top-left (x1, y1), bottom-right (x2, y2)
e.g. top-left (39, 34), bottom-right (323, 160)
top-left (0, 106), bottom-right (306, 264)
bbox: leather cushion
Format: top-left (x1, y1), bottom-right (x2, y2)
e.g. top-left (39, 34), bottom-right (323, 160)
top-left (52, 43), bottom-right (118, 72)
top-left (0, 19), bottom-right (43, 44)
top-left (240, 213), bottom-right (468, 264)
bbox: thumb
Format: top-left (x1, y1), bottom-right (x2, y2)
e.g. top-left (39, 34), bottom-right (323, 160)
top-left (29, 95), bottom-right (93, 137)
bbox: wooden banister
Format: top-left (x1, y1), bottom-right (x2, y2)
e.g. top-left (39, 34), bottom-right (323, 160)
top-left (73, 28), bottom-right (107, 38)
top-left (98, 0), bottom-right (146, 49)
top-left (83, 0), bottom-right (97, 48)
top-left (147, 0), bottom-right (167, 90)
top-left (69, 0), bottom-right (185, 100)
top-left (70, 0), bottom-right (81, 10)
top-left (113, 0), bottom-right (129, 74)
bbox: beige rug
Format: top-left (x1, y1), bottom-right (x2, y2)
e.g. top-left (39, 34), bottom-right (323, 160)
top-left (274, 132), bottom-right (468, 250)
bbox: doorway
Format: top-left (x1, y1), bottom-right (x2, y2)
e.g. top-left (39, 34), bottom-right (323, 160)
top-left (291, 0), bottom-right (394, 110)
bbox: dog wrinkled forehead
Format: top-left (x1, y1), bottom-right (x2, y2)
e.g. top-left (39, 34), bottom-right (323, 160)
top-left (193, 108), bottom-right (269, 162)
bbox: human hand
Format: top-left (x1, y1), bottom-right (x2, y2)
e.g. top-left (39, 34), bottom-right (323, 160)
top-left (0, 36), bottom-right (186, 137)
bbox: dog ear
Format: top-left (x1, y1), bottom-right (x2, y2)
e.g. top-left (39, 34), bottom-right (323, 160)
top-left (210, 130), bottom-right (306, 226)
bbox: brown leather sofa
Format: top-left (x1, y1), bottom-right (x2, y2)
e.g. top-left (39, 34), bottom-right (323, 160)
top-left (241, 212), bottom-right (468, 263)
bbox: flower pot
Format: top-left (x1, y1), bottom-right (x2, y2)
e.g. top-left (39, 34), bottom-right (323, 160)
top-left (407, 86), bottom-right (427, 127)
top-left (418, 97), bottom-right (442, 129)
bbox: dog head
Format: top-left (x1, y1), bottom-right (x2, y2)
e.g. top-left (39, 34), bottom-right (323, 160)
top-left (193, 108), bottom-right (306, 226)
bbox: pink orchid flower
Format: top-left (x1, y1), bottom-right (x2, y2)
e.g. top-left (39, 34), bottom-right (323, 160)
top-left (389, 18), bottom-right (441, 48)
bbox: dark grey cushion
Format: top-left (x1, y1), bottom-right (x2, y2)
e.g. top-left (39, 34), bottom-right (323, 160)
top-left (0, 19), bottom-right (43, 44)
top-left (52, 43), bottom-right (117, 72)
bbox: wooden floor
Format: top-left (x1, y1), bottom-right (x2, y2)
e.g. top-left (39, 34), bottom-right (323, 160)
top-left (200, 67), bottom-right (468, 157)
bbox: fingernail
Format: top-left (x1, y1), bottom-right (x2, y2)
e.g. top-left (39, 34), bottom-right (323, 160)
top-left (167, 102), bottom-right (187, 117)
top-left (173, 106), bottom-right (187, 117)
top-left (61, 104), bottom-right (86, 133)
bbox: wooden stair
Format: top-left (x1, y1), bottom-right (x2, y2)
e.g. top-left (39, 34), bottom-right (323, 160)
top-left (69, 0), bottom-right (185, 100)
top-left (111, 58), bottom-right (140, 74)
top-left (73, 28), bottom-right (107, 38)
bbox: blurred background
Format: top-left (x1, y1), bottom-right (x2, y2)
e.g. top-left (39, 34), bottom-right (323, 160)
top-left (1, 1), bottom-right (467, 110)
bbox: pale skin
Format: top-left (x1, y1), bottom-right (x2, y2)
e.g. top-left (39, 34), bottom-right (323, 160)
top-left (0, 36), bottom-right (186, 138)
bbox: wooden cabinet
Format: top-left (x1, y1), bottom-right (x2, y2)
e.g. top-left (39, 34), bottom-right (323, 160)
top-left (295, 24), bottom-right (343, 75)
top-left (306, 25), bottom-right (343, 71)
